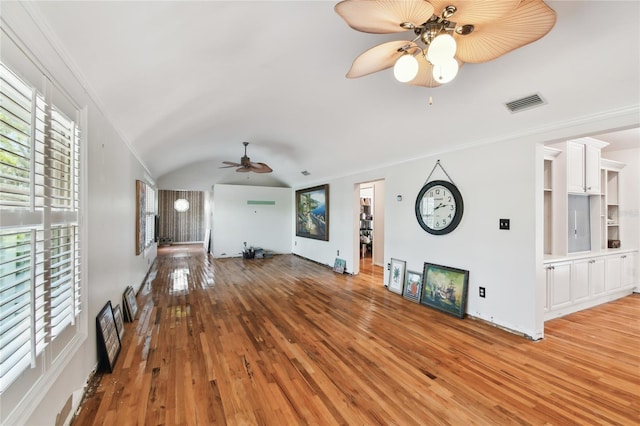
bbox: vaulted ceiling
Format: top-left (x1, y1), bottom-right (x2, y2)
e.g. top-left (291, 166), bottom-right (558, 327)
top-left (27, 1), bottom-right (640, 189)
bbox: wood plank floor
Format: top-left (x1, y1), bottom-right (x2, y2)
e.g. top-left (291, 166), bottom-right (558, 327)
top-left (72, 245), bottom-right (639, 425)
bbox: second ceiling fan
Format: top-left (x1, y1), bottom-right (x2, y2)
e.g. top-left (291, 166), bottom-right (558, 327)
top-left (221, 142), bottom-right (273, 173)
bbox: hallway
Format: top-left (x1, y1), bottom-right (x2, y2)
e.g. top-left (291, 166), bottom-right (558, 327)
top-left (72, 246), bottom-right (639, 425)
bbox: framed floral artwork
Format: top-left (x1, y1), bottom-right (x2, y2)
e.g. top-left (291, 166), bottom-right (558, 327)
top-left (388, 258), bottom-right (406, 295)
top-left (403, 270), bottom-right (423, 303)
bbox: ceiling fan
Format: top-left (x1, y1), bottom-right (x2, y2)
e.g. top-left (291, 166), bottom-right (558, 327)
top-left (221, 142), bottom-right (273, 173)
top-left (335, 0), bottom-right (556, 87)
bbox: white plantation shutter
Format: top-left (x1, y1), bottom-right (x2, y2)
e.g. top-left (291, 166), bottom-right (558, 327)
top-left (0, 229), bottom-right (33, 386)
top-left (0, 61), bottom-right (82, 392)
top-left (49, 107), bottom-right (74, 210)
top-left (49, 226), bottom-right (74, 336)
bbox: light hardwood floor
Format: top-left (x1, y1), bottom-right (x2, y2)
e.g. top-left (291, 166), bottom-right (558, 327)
top-left (72, 245), bottom-right (639, 425)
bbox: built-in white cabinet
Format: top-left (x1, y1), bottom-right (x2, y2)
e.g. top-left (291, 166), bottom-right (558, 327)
top-left (546, 138), bottom-right (609, 256)
top-left (607, 251), bottom-right (638, 290)
top-left (600, 159), bottom-right (625, 249)
top-left (571, 257), bottom-right (605, 301)
top-left (544, 249), bottom-right (637, 320)
top-left (543, 147), bottom-right (561, 255)
top-left (623, 251), bottom-right (637, 287)
top-left (543, 138), bottom-right (636, 321)
top-left (545, 261), bottom-right (572, 311)
top-left (566, 139), bottom-right (603, 195)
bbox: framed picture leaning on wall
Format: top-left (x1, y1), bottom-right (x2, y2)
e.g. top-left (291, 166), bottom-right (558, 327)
top-left (403, 270), bottom-right (423, 303)
top-left (388, 258), bottom-right (406, 295)
top-left (420, 262), bottom-right (469, 318)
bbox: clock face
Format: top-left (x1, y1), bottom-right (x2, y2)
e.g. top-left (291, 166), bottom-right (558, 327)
top-left (415, 180), bottom-right (464, 235)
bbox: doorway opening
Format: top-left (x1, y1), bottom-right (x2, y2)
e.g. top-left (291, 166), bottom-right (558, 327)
top-left (357, 180), bottom-right (385, 278)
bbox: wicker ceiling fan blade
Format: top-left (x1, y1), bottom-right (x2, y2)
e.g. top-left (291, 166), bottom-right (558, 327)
top-left (335, 0), bottom-right (434, 34)
top-left (250, 162), bottom-right (273, 173)
top-left (236, 167), bottom-right (251, 173)
top-left (428, 0), bottom-right (521, 26)
top-left (222, 161), bottom-right (241, 167)
top-left (347, 41), bottom-right (418, 78)
top-left (455, 0), bottom-right (557, 63)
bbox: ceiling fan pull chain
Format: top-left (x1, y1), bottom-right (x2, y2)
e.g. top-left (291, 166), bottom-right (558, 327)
top-left (424, 159), bottom-right (455, 186)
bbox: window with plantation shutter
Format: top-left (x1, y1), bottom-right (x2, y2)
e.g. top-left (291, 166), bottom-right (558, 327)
top-left (0, 61), bottom-right (82, 393)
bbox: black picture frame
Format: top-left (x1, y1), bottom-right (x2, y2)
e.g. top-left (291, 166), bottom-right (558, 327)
top-left (96, 301), bottom-right (121, 373)
top-left (123, 286), bottom-right (138, 322)
top-left (420, 262), bottom-right (469, 318)
top-left (295, 184), bottom-right (329, 241)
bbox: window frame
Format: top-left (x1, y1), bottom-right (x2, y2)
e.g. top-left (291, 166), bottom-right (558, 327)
top-left (0, 61), bottom-right (84, 394)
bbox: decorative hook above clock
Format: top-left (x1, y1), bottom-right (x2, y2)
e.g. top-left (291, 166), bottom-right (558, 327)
top-left (423, 159), bottom-right (455, 186)
top-left (416, 160), bottom-right (464, 235)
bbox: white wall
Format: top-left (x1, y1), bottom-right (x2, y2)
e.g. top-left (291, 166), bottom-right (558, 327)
top-left (1, 4), bottom-right (156, 425)
top-left (212, 184), bottom-right (292, 258)
top-left (293, 140), bottom-right (540, 337)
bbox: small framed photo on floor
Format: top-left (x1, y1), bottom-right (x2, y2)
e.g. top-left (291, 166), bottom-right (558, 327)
top-left (388, 258), bottom-right (406, 295)
top-left (403, 270), bottom-right (422, 303)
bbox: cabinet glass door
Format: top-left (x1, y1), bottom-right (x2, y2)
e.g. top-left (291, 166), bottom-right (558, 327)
top-left (568, 194), bottom-right (591, 253)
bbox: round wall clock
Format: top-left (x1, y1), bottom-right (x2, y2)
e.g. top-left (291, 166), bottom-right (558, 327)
top-left (415, 180), bottom-right (464, 235)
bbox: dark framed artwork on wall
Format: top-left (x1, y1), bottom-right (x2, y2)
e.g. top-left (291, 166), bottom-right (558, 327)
top-left (420, 262), bottom-right (469, 318)
top-left (295, 184), bottom-right (329, 241)
top-left (135, 180), bottom-right (145, 255)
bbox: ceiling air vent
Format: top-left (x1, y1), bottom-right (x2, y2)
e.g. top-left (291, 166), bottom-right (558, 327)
top-left (505, 93), bottom-right (546, 113)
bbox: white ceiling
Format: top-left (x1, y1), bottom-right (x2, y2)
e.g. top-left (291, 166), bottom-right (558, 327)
top-left (28, 1), bottom-right (640, 188)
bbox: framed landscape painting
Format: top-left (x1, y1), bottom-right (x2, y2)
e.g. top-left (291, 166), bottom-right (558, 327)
top-left (296, 184), bottom-right (329, 241)
top-left (420, 263), bottom-right (469, 318)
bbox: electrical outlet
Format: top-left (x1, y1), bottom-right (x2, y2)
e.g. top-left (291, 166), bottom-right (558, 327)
top-left (337, 250), bottom-right (340, 256)
top-left (499, 219), bottom-right (510, 230)
top-left (479, 287), bottom-right (486, 298)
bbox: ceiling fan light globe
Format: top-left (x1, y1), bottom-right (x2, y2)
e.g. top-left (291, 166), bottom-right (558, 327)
top-left (432, 58), bottom-right (459, 84)
top-left (427, 33), bottom-right (457, 65)
top-left (393, 54), bottom-right (419, 83)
